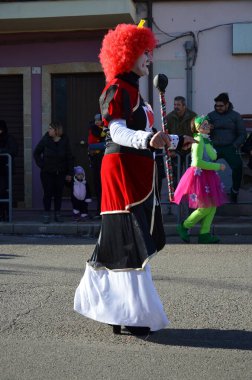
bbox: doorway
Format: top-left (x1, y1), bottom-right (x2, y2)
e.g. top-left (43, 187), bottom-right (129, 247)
top-left (51, 73), bottom-right (105, 196)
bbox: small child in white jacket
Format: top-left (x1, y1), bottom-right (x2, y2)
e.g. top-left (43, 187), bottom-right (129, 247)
top-left (71, 166), bottom-right (92, 221)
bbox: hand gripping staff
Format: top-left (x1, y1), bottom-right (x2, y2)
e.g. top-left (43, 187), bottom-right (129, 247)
top-left (153, 74), bottom-right (175, 201)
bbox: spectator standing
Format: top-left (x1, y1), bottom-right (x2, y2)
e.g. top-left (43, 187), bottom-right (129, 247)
top-left (165, 96), bottom-right (197, 187)
top-left (208, 93), bottom-right (247, 203)
top-left (33, 122), bottom-right (74, 223)
top-left (0, 120), bottom-right (18, 221)
top-left (88, 113), bottom-right (106, 218)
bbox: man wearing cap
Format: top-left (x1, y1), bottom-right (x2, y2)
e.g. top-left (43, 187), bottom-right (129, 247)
top-left (208, 93), bottom-right (247, 203)
top-left (87, 114), bottom-right (106, 217)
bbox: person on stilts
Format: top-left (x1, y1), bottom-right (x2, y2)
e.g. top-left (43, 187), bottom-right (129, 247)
top-left (74, 21), bottom-right (195, 335)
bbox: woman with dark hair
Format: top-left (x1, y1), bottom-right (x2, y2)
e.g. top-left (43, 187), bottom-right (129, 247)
top-left (74, 22), bottom-right (195, 335)
top-left (33, 122), bottom-right (74, 223)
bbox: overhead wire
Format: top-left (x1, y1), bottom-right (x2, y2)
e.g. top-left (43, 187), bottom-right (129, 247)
top-left (152, 19), bottom-right (252, 66)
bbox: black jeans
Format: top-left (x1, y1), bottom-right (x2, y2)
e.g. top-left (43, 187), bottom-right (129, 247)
top-left (215, 145), bottom-right (243, 192)
top-left (40, 171), bottom-right (66, 212)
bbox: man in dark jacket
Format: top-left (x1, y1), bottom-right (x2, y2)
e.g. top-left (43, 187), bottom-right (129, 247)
top-left (0, 120), bottom-right (18, 221)
top-left (208, 93), bottom-right (247, 203)
top-left (165, 96), bottom-right (196, 187)
top-left (33, 122), bottom-right (74, 223)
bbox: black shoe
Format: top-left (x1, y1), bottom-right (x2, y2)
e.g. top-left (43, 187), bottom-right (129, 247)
top-left (230, 188), bottom-right (238, 203)
top-left (79, 214), bottom-right (91, 222)
top-left (112, 325), bottom-right (121, 334)
top-left (125, 326), bottom-right (150, 336)
top-left (55, 212), bottom-right (64, 222)
top-left (93, 214), bottom-right (101, 220)
top-left (43, 213), bottom-right (50, 224)
top-left (73, 213), bottom-right (80, 222)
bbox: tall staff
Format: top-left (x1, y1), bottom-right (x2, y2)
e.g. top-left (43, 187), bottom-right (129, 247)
top-left (153, 74), bottom-right (175, 201)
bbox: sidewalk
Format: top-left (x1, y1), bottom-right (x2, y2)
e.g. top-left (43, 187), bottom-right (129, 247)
top-left (0, 207), bottom-right (251, 237)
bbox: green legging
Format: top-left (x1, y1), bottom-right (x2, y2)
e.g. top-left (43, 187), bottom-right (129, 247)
top-left (183, 207), bottom-right (216, 234)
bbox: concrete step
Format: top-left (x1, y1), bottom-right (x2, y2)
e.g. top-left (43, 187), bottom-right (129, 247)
top-left (216, 203), bottom-right (252, 216)
top-left (161, 202), bottom-right (252, 220)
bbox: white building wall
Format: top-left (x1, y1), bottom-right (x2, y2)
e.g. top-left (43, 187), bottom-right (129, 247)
top-left (137, 1), bottom-right (252, 206)
top-left (138, 1), bottom-right (252, 123)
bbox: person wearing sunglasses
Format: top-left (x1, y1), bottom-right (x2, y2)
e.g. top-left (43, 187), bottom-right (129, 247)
top-left (207, 93), bottom-right (247, 203)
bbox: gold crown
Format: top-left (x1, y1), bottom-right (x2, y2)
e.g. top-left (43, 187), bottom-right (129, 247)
top-left (137, 19), bottom-right (145, 28)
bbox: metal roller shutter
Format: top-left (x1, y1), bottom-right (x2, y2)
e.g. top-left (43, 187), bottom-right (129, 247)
top-left (0, 74), bottom-right (24, 207)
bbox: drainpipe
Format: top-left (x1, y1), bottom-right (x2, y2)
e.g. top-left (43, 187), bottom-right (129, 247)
top-left (146, 0), bottom-right (153, 106)
top-left (184, 40), bottom-right (194, 110)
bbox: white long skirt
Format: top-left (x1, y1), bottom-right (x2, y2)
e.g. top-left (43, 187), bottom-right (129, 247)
top-left (74, 263), bottom-right (169, 332)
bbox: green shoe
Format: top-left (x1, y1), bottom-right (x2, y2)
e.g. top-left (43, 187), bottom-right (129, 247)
top-left (176, 223), bottom-right (190, 243)
top-left (198, 233), bottom-right (220, 244)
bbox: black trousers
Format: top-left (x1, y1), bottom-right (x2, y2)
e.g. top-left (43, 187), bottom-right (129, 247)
top-left (40, 171), bottom-right (66, 212)
top-left (215, 145), bottom-right (243, 192)
top-left (71, 196), bottom-right (88, 214)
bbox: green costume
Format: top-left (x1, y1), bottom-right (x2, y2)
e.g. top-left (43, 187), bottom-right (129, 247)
top-left (173, 116), bottom-right (227, 244)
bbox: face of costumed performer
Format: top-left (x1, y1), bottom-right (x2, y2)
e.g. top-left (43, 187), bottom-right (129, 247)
top-left (194, 116), bottom-right (211, 135)
top-left (99, 21), bottom-right (157, 83)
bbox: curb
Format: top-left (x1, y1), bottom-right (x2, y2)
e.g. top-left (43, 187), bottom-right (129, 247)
top-left (1, 221), bottom-right (251, 236)
top-left (0, 221), bottom-right (101, 237)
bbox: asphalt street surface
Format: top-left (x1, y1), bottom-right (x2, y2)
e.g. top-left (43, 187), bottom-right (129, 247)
top-left (0, 234), bottom-right (252, 380)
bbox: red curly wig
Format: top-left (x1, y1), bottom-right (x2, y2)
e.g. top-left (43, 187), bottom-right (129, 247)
top-left (99, 23), bottom-right (157, 82)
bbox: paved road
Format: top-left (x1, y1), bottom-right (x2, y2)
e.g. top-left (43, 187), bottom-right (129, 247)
top-left (0, 235), bottom-right (252, 380)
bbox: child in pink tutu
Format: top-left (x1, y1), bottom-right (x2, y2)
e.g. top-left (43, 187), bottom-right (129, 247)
top-left (173, 115), bottom-right (228, 244)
